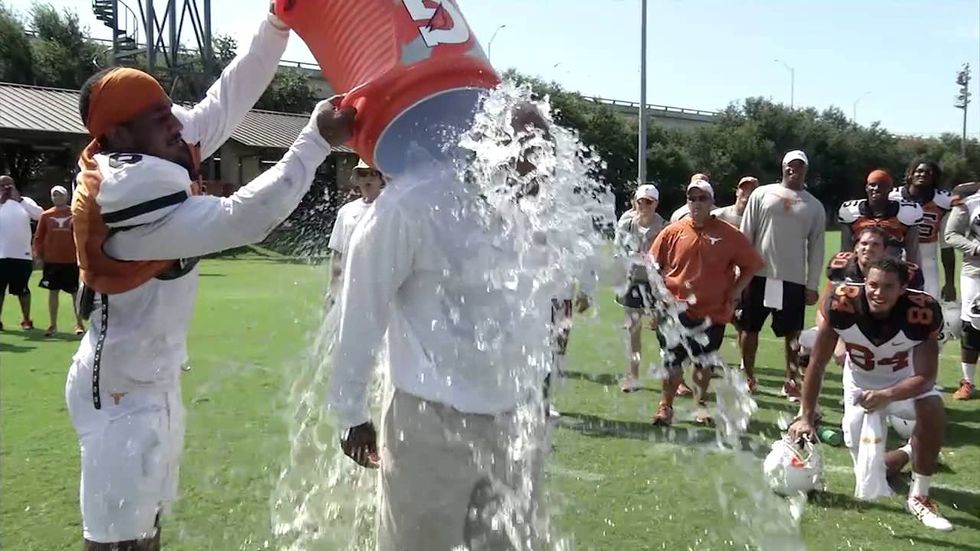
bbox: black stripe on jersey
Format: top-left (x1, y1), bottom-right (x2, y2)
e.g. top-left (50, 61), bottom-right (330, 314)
top-left (101, 190), bottom-right (188, 224)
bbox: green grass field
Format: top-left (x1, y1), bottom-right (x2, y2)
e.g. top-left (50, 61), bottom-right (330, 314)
top-left (2, 241), bottom-right (978, 550)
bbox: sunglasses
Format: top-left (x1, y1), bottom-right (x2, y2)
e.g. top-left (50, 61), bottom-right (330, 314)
top-left (687, 194), bottom-right (711, 203)
top-left (637, 198), bottom-right (655, 205)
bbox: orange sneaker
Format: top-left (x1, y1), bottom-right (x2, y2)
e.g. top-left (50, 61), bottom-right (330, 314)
top-left (780, 379), bottom-right (801, 402)
top-left (652, 403), bottom-right (673, 426)
top-left (747, 377), bottom-right (758, 394)
top-left (953, 379), bottom-right (975, 401)
top-left (676, 381), bottom-right (694, 397)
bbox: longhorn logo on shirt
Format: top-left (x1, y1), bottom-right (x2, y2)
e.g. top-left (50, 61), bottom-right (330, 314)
top-left (51, 216), bottom-right (72, 229)
top-left (707, 235), bottom-right (722, 245)
top-left (782, 196), bottom-right (803, 213)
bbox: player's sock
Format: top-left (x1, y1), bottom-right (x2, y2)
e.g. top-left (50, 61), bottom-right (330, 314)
top-left (962, 362), bottom-right (977, 384)
top-left (910, 472), bottom-right (932, 497)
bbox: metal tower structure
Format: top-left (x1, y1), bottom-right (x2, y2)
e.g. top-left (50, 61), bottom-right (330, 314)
top-left (91, 0), bottom-right (214, 95)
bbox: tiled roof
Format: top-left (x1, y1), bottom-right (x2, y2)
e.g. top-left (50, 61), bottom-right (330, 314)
top-left (0, 81), bottom-right (354, 153)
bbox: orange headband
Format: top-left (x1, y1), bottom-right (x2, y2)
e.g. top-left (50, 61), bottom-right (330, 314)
top-left (867, 169), bottom-right (893, 186)
top-left (86, 68), bottom-right (169, 139)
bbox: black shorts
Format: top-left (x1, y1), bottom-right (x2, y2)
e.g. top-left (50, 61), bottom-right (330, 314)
top-left (656, 312), bottom-right (726, 372)
top-left (736, 276), bottom-right (806, 337)
top-left (961, 322), bottom-right (980, 352)
top-left (617, 281), bottom-right (653, 309)
top-left (38, 262), bottom-right (79, 293)
top-left (0, 258), bottom-right (33, 296)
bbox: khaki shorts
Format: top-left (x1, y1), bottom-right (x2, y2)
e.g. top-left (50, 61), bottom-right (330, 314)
top-left (378, 390), bottom-right (546, 551)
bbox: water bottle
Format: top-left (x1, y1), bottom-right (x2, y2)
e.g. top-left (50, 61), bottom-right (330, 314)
top-left (818, 426), bottom-right (843, 447)
top-left (275, 0), bottom-right (501, 176)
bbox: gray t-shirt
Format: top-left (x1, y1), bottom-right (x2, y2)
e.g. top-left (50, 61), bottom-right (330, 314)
top-left (943, 200), bottom-right (980, 277)
top-left (740, 183), bottom-right (826, 290)
top-left (713, 204), bottom-right (742, 227)
top-left (615, 210), bottom-right (665, 281)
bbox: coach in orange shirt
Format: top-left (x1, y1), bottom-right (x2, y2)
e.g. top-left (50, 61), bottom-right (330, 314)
top-left (33, 185), bottom-right (84, 336)
top-left (649, 179), bottom-right (765, 426)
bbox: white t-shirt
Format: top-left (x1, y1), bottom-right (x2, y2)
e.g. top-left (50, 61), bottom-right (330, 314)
top-left (0, 197), bottom-right (43, 260)
top-left (328, 198), bottom-right (371, 255)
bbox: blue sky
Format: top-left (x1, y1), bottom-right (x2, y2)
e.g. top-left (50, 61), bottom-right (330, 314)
top-left (8, 0), bottom-right (980, 137)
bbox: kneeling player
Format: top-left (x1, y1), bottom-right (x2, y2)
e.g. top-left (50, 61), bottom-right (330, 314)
top-left (790, 258), bottom-right (952, 531)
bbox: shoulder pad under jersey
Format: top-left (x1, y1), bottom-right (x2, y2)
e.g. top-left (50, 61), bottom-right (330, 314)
top-left (94, 153), bottom-right (193, 229)
top-left (932, 189), bottom-right (954, 210)
top-left (896, 200), bottom-right (924, 226)
top-left (838, 200), bottom-right (864, 224)
top-left (896, 290), bottom-right (943, 341)
top-left (825, 283), bottom-right (863, 330)
top-left (826, 252), bottom-right (858, 283)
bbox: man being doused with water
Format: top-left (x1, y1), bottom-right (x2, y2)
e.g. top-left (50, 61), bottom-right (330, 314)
top-left (329, 99), bottom-right (604, 550)
top-left (63, 6), bottom-right (355, 549)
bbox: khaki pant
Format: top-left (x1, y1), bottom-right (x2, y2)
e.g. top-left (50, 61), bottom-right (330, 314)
top-left (378, 390), bottom-right (546, 551)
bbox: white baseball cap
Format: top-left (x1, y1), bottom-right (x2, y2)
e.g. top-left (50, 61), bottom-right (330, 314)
top-left (686, 179), bottom-right (714, 199)
top-left (634, 184), bottom-right (659, 201)
top-left (782, 150), bottom-right (809, 166)
top-left (50, 185), bottom-right (68, 195)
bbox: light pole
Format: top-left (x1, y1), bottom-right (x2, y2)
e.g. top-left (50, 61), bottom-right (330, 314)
top-left (956, 63), bottom-right (972, 158)
top-left (852, 91), bottom-right (871, 122)
top-left (638, 0), bottom-right (648, 186)
top-left (774, 59), bottom-right (795, 108)
top-left (487, 24), bottom-right (506, 60)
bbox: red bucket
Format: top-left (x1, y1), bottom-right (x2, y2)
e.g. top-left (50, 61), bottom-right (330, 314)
top-left (275, 0), bottom-right (501, 174)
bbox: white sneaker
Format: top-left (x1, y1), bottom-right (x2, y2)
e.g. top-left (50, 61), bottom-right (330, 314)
top-left (907, 496), bottom-right (953, 531)
top-left (548, 405), bottom-right (561, 419)
top-left (620, 376), bottom-right (641, 393)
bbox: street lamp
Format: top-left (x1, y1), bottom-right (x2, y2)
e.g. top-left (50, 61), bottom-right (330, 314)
top-left (852, 91), bottom-right (871, 122)
top-left (487, 24), bottom-right (506, 60)
top-left (638, 0), bottom-right (648, 186)
top-left (774, 59), bottom-right (795, 108)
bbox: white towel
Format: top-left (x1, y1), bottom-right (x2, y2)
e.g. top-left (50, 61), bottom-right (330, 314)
top-left (848, 389), bottom-right (894, 501)
top-left (763, 277), bottom-right (783, 310)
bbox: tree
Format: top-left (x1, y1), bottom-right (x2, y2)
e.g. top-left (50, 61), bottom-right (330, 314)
top-left (255, 68), bottom-right (318, 113)
top-left (29, 3), bottom-right (103, 89)
top-left (0, 1), bottom-right (33, 83)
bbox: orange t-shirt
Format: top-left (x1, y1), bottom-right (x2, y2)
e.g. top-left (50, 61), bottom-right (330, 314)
top-left (650, 216), bottom-right (765, 324)
top-left (33, 206), bottom-right (77, 264)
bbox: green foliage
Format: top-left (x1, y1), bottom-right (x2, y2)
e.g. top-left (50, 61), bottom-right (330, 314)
top-left (28, 2), bottom-right (103, 89)
top-left (0, 1), bottom-right (33, 83)
top-left (255, 67), bottom-right (319, 114)
top-left (504, 70), bottom-right (980, 218)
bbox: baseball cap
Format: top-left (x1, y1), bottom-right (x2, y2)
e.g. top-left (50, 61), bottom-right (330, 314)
top-left (50, 185), bottom-right (68, 195)
top-left (690, 172), bottom-right (710, 184)
top-left (782, 150), bottom-right (809, 166)
top-left (686, 179), bottom-right (714, 199)
top-left (737, 176), bottom-right (759, 188)
top-left (634, 184), bottom-right (659, 201)
top-left (867, 169), bottom-right (893, 186)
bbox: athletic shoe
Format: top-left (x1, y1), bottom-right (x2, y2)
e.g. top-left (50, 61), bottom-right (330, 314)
top-left (44, 326), bottom-right (57, 337)
top-left (746, 377), bottom-right (758, 394)
top-left (74, 324), bottom-right (85, 336)
top-left (20, 319), bottom-right (33, 330)
top-left (620, 376), bottom-right (641, 393)
top-left (548, 405), bottom-right (561, 419)
top-left (676, 381), bottom-right (694, 397)
top-left (907, 496), bottom-right (953, 531)
top-left (780, 380), bottom-right (801, 402)
top-left (694, 402), bottom-right (713, 425)
top-left (953, 379), bottom-right (975, 401)
top-left (652, 403), bottom-right (673, 427)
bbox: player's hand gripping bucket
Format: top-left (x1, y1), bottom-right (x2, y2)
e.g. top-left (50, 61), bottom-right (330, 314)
top-left (275, 0), bottom-right (501, 176)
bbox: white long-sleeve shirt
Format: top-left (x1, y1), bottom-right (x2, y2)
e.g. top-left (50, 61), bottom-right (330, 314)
top-left (328, 166), bottom-right (561, 429)
top-left (70, 16), bottom-right (332, 394)
top-left (0, 197), bottom-right (42, 260)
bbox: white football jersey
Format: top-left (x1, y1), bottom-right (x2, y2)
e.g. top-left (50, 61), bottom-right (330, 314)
top-left (825, 283), bottom-right (942, 390)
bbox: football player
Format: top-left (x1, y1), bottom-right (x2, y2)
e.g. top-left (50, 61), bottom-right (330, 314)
top-left (839, 169), bottom-right (923, 264)
top-left (790, 258), bottom-right (952, 531)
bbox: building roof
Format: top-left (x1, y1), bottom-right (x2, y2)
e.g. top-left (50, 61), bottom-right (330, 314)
top-left (0, 81), bottom-right (354, 153)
